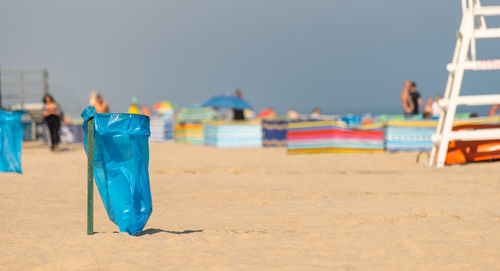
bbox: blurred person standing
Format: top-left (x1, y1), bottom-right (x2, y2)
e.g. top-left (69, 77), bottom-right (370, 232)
top-left (409, 81), bottom-right (423, 115)
top-left (128, 97), bottom-right (140, 114)
top-left (140, 106), bottom-right (151, 117)
top-left (423, 112), bottom-right (432, 120)
top-left (432, 94), bottom-right (442, 117)
top-left (489, 104), bottom-right (499, 116)
top-left (233, 89), bottom-right (245, 120)
top-left (90, 91), bottom-right (110, 113)
top-left (287, 110), bottom-right (299, 120)
top-left (401, 79), bottom-right (414, 117)
top-left (311, 107), bottom-right (322, 119)
top-left (42, 94), bottom-right (62, 151)
top-left (423, 97), bottom-right (433, 116)
top-left (89, 91), bottom-right (97, 106)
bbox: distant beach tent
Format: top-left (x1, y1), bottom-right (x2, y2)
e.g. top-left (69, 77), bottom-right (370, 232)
top-left (176, 106), bottom-right (216, 122)
top-left (150, 101), bottom-right (177, 142)
top-left (287, 120), bottom-right (385, 154)
top-left (0, 110), bottom-right (25, 173)
top-left (203, 95), bottom-right (252, 110)
top-left (386, 116), bottom-right (500, 152)
top-left (204, 120), bottom-right (263, 148)
top-left (150, 117), bottom-right (174, 142)
top-left (174, 106), bottom-right (216, 145)
top-left (385, 120), bottom-right (439, 152)
top-left (262, 120), bottom-right (288, 147)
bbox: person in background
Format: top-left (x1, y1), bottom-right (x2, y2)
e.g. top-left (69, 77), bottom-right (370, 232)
top-left (89, 91), bottom-right (97, 106)
top-left (244, 109), bottom-right (255, 119)
top-left (423, 97), bottom-right (433, 117)
top-left (409, 81), bottom-right (423, 115)
top-left (423, 112), bottom-right (432, 120)
top-left (287, 110), bottom-right (299, 120)
top-left (401, 79), bottom-right (414, 117)
top-left (42, 94), bottom-right (62, 151)
top-left (489, 104), bottom-right (499, 116)
top-left (90, 92), bottom-right (110, 113)
top-left (140, 106), bottom-right (151, 117)
top-left (217, 107), bottom-right (232, 120)
top-left (432, 94), bottom-right (442, 116)
top-left (311, 107), bottom-right (322, 119)
top-left (128, 97), bottom-right (140, 114)
top-left (233, 89), bottom-right (245, 120)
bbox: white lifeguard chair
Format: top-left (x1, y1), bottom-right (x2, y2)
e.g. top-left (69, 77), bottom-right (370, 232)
top-left (430, 0), bottom-right (500, 167)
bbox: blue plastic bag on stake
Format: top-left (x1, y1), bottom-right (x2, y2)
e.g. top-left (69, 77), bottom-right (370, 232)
top-left (0, 110), bottom-right (25, 173)
top-left (81, 106), bottom-right (153, 235)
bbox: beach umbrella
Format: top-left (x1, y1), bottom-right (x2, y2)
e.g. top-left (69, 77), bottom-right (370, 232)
top-left (258, 108), bottom-right (278, 119)
top-left (153, 101), bottom-right (177, 114)
top-left (202, 95), bottom-right (252, 110)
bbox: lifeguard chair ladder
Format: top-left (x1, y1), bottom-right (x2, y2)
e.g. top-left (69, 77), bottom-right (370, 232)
top-left (430, 0), bottom-right (500, 167)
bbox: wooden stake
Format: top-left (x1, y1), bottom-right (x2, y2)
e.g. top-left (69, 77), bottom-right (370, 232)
top-left (87, 117), bottom-right (95, 235)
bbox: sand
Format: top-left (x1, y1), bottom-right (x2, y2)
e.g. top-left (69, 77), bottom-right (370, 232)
top-left (1, 142), bottom-right (500, 270)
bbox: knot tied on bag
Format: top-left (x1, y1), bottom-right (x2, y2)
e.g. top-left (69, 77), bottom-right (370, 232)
top-left (81, 105), bottom-right (96, 121)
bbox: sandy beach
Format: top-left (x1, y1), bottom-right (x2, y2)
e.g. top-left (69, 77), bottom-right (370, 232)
top-left (1, 142), bottom-right (500, 270)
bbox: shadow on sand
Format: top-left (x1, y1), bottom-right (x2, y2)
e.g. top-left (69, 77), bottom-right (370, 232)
top-left (134, 228), bottom-right (203, 236)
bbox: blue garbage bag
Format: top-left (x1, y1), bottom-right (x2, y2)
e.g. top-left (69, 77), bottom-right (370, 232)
top-left (0, 110), bottom-right (25, 173)
top-left (81, 106), bottom-right (153, 235)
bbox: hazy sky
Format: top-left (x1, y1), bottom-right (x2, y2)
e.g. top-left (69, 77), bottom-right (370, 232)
top-left (1, 0), bottom-right (499, 117)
